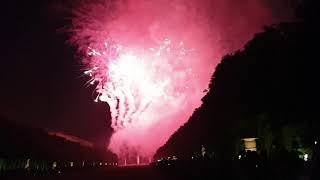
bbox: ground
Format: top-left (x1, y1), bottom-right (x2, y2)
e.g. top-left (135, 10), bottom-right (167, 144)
top-left (1, 166), bottom-right (175, 180)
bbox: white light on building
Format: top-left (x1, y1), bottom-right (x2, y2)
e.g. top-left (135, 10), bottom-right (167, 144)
top-left (52, 162), bottom-right (57, 169)
top-left (304, 154), bottom-right (308, 161)
top-left (243, 138), bottom-right (258, 152)
top-left (137, 155), bottom-right (140, 165)
top-left (25, 159), bottom-right (30, 169)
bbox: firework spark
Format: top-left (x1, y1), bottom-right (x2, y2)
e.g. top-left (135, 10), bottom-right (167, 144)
top-left (86, 39), bottom-right (195, 131)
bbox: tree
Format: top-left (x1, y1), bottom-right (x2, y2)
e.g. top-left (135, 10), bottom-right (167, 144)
top-left (156, 11), bottom-right (319, 159)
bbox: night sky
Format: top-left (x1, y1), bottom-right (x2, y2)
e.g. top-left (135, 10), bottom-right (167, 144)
top-left (1, 0), bottom-right (113, 146)
top-left (0, 0), bottom-right (295, 146)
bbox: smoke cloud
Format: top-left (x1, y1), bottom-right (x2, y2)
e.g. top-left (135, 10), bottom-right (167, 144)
top-left (69, 0), bottom-right (292, 164)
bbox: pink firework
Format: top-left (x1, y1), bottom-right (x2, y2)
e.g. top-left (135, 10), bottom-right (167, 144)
top-left (87, 39), bottom-right (196, 129)
top-left (70, 0), bottom-right (289, 164)
top-left (83, 37), bottom-right (205, 163)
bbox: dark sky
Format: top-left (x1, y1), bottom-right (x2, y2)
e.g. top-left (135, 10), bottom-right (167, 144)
top-left (0, 0), bottom-right (296, 146)
top-left (0, 0), bottom-right (113, 146)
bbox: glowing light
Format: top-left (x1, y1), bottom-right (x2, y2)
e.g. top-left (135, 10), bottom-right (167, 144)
top-left (25, 159), bottom-right (30, 169)
top-left (80, 37), bottom-right (205, 160)
top-left (85, 39), bottom-right (194, 130)
top-left (52, 162), bottom-right (57, 169)
top-left (315, 141), bottom-right (318, 145)
top-left (304, 154), bottom-right (308, 161)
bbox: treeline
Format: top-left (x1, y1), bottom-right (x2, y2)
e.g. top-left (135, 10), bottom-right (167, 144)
top-left (155, 0), bottom-right (320, 160)
top-left (0, 116), bottom-right (117, 172)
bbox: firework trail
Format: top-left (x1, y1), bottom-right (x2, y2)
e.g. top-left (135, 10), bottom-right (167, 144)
top-left (69, 0), bottom-right (289, 164)
top-left (85, 38), bottom-right (194, 130)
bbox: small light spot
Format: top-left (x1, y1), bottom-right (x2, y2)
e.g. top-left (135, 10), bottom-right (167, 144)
top-left (304, 154), bottom-right (308, 161)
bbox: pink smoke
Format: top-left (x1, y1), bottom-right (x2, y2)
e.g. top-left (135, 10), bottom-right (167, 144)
top-left (69, 0), bottom-right (290, 164)
top-left (48, 131), bottom-right (94, 148)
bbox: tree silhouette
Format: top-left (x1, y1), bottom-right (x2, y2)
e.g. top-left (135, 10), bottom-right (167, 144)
top-left (155, 0), bottom-right (319, 159)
